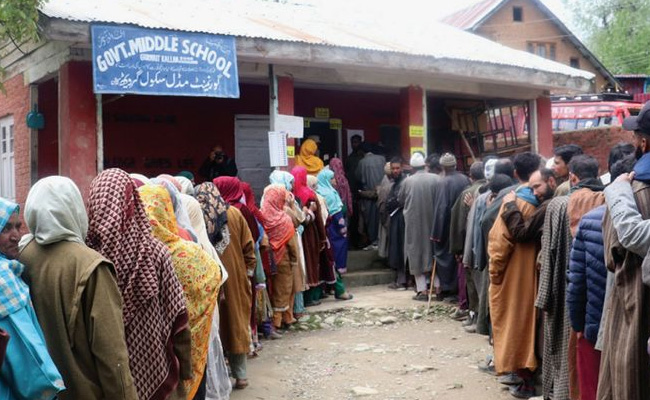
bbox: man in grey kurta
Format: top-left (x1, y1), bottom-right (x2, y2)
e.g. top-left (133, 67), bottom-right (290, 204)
top-left (356, 144), bottom-right (387, 246)
top-left (399, 152), bottom-right (440, 298)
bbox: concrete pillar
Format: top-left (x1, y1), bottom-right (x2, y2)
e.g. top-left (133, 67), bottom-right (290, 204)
top-left (277, 75), bottom-right (295, 168)
top-left (400, 86), bottom-right (425, 162)
top-left (536, 96), bottom-right (553, 157)
top-left (59, 61), bottom-right (97, 198)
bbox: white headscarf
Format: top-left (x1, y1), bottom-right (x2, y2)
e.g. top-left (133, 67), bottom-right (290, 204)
top-left (484, 159), bottom-right (498, 181)
top-left (20, 176), bottom-right (88, 250)
top-left (129, 173), bottom-right (151, 186)
top-left (175, 176), bottom-right (195, 196)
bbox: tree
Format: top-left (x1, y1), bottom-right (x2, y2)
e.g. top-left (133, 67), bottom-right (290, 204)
top-left (0, 0), bottom-right (44, 91)
top-left (565, 0), bottom-right (650, 74)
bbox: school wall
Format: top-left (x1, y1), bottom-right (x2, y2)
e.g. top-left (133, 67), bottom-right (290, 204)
top-left (0, 73), bottom-right (31, 207)
top-left (553, 126), bottom-right (635, 173)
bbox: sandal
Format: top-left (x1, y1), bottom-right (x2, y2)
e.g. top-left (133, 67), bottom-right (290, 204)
top-left (234, 379), bottom-right (249, 389)
top-left (335, 292), bottom-right (354, 301)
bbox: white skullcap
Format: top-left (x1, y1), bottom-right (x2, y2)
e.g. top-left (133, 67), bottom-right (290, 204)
top-left (410, 152), bottom-right (426, 168)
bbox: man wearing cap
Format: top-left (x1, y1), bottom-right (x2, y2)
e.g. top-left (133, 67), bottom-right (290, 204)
top-left (597, 101), bottom-right (650, 400)
top-left (430, 153), bottom-right (470, 308)
top-left (399, 152), bottom-right (441, 300)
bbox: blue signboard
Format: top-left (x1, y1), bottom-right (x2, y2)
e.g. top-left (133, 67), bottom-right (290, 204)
top-left (91, 24), bottom-right (239, 98)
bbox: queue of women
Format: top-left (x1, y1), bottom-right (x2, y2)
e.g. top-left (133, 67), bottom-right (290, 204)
top-left (0, 138), bottom-right (353, 400)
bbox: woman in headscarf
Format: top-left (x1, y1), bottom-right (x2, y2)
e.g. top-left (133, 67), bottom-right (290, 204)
top-left (307, 175), bottom-right (329, 224)
top-left (376, 162), bottom-right (393, 259)
top-left (295, 139), bottom-right (324, 175)
top-left (138, 184), bottom-right (222, 398)
top-left (291, 166), bottom-right (335, 306)
top-left (195, 182), bottom-right (256, 390)
top-left (329, 158), bottom-right (353, 217)
top-left (19, 176), bottom-right (138, 399)
top-left (86, 169), bottom-right (191, 400)
top-left (175, 176), bottom-right (196, 196)
top-left (151, 177), bottom-right (198, 242)
top-left (269, 170), bottom-right (308, 319)
top-left (0, 197), bottom-right (65, 400)
top-left (213, 177), bottom-right (263, 355)
top-left (259, 185), bottom-right (300, 328)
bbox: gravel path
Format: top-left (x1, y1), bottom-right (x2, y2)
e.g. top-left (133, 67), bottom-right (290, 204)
top-left (230, 286), bottom-right (513, 400)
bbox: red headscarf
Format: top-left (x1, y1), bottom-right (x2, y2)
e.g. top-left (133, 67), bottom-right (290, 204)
top-left (329, 158), bottom-right (353, 215)
top-left (214, 176), bottom-right (260, 240)
top-left (260, 185), bottom-right (295, 262)
top-left (290, 166), bottom-right (317, 206)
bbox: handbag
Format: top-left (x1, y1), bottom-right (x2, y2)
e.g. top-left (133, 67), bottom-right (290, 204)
top-left (0, 306), bottom-right (65, 400)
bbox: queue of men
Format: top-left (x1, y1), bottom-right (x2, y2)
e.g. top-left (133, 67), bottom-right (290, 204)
top-left (369, 102), bottom-right (650, 399)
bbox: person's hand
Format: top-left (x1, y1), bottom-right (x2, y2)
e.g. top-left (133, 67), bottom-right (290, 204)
top-left (309, 202), bottom-right (318, 212)
top-left (463, 192), bottom-right (475, 207)
top-left (503, 191), bottom-right (516, 204)
top-left (614, 171), bottom-right (635, 184)
top-left (486, 194), bottom-right (495, 207)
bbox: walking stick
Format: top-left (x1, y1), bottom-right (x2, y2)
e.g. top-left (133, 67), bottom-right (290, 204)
top-left (426, 258), bottom-right (438, 314)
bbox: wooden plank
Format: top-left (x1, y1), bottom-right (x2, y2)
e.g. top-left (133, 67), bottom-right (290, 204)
top-left (12, 41), bottom-right (72, 83)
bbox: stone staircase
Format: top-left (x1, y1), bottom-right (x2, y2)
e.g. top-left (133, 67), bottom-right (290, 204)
top-left (342, 249), bottom-right (395, 288)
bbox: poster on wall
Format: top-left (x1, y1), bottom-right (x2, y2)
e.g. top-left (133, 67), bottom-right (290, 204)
top-left (276, 114), bottom-right (304, 138)
top-left (91, 24), bottom-right (239, 98)
top-left (346, 129), bottom-right (364, 155)
top-left (268, 131), bottom-right (288, 167)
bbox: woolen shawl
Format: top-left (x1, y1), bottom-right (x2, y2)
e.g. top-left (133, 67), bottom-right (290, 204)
top-left (86, 168), bottom-right (187, 400)
top-left (139, 185), bottom-right (221, 399)
top-left (295, 139), bottom-right (324, 175)
top-left (328, 158), bottom-right (353, 215)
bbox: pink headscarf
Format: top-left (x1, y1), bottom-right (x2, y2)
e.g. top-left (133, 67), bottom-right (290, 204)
top-left (328, 158), bottom-right (353, 215)
top-left (290, 166), bottom-right (317, 206)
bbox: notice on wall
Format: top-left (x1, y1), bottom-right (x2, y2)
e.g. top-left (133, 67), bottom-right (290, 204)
top-left (410, 146), bottom-right (426, 156)
top-left (315, 107), bottom-right (330, 119)
top-left (287, 145), bottom-right (295, 158)
top-left (268, 132), bottom-right (288, 167)
top-left (330, 118), bottom-right (342, 130)
top-left (276, 114), bottom-right (304, 138)
top-left (409, 125), bottom-right (424, 137)
top-left (347, 129), bottom-right (364, 155)
top-left (91, 24), bottom-right (239, 98)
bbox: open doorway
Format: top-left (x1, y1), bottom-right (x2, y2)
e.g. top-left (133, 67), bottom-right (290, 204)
top-left (301, 118), bottom-right (342, 164)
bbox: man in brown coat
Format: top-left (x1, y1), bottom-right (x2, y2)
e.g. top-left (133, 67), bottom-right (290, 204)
top-left (488, 152), bottom-right (541, 398)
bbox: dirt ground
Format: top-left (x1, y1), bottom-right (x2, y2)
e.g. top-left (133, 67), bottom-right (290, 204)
top-left (230, 286), bottom-right (513, 400)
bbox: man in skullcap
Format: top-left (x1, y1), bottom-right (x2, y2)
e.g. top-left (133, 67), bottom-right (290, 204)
top-left (398, 152), bottom-right (441, 300)
top-left (430, 153), bottom-right (470, 307)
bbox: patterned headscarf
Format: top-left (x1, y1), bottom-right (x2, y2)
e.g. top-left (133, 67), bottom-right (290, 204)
top-left (316, 168), bottom-right (344, 215)
top-left (86, 168), bottom-right (187, 400)
top-left (291, 166), bottom-right (317, 206)
top-left (0, 198), bottom-right (29, 318)
top-left (328, 158), bottom-right (353, 215)
top-left (269, 170), bottom-right (294, 191)
top-left (260, 185), bottom-right (295, 263)
top-left (195, 182), bottom-right (229, 248)
top-left (139, 184), bottom-right (221, 399)
top-left (150, 178), bottom-right (198, 242)
top-left (295, 139), bottom-right (324, 175)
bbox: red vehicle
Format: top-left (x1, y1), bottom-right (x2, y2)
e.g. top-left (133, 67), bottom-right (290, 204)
top-left (551, 93), bottom-right (642, 132)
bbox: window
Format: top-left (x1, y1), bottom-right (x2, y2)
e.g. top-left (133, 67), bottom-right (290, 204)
top-left (537, 44), bottom-right (546, 58)
top-left (527, 43), bottom-right (534, 53)
top-left (513, 6), bottom-right (523, 22)
top-left (0, 116), bottom-right (15, 201)
top-left (570, 57), bottom-right (580, 69)
top-left (549, 44), bottom-right (556, 60)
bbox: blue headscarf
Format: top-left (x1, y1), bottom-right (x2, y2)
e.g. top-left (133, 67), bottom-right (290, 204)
top-left (515, 185), bottom-right (540, 207)
top-left (269, 170), bottom-right (294, 191)
top-left (316, 168), bottom-right (344, 215)
top-left (0, 198), bottom-right (30, 317)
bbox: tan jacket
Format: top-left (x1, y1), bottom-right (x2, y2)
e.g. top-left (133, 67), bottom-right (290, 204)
top-left (20, 240), bottom-right (138, 400)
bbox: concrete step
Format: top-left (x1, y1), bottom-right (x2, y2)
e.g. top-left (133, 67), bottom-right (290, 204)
top-left (346, 249), bottom-right (388, 272)
top-left (342, 268), bottom-right (396, 288)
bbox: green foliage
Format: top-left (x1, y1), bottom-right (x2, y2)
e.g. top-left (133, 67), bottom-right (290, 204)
top-left (565, 0), bottom-right (650, 74)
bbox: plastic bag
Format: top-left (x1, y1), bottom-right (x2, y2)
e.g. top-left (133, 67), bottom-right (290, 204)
top-left (205, 308), bottom-right (232, 400)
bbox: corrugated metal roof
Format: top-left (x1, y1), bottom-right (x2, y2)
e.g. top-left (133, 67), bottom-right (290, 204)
top-left (441, 0), bottom-right (503, 30)
top-left (39, 0), bottom-right (594, 81)
top-left (615, 74), bottom-right (650, 79)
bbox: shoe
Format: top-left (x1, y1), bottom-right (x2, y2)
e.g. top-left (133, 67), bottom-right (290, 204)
top-left (498, 373), bottom-right (523, 386)
top-left (478, 355), bottom-right (496, 376)
top-left (412, 292), bottom-right (429, 302)
top-left (387, 282), bottom-right (402, 290)
top-left (462, 312), bottom-right (476, 327)
top-left (234, 379), bottom-right (249, 390)
top-left (463, 324), bottom-right (477, 333)
top-left (268, 331), bottom-right (283, 340)
top-left (450, 309), bottom-right (469, 321)
top-left (304, 300), bottom-right (322, 307)
top-left (508, 382), bottom-right (536, 398)
top-left (335, 292), bottom-right (354, 301)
